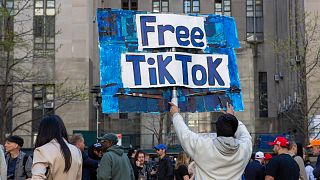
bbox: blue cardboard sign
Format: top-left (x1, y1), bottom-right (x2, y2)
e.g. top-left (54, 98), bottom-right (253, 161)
top-left (97, 9), bottom-right (243, 113)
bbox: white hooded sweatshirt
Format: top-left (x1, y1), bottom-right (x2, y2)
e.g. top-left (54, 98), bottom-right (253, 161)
top-left (172, 113), bottom-right (252, 180)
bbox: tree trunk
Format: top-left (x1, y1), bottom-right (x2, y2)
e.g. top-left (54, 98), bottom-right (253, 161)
top-left (158, 113), bottom-right (164, 144)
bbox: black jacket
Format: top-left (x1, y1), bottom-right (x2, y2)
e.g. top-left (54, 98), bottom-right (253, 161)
top-left (82, 151), bottom-right (99, 180)
top-left (314, 155), bottom-right (320, 179)
top-left (157, 156), bottom-right (174, 180)
top-left (244, 160), bottom-right (265, 180)
top-left (133, 164), bottom-right (150, 180)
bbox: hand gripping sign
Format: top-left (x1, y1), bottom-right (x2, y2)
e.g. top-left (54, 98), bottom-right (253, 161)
top-left (97, 9), bottom-right (243, 113)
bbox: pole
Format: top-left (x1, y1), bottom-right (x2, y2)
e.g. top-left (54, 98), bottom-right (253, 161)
top-left (96, 105), bottom-right (99, 138)
top-left (169, 47), bottom-right (178, 107)
top-left (96, 103), bottom-right (99, 139)
top-left (171, 87), bottom-right (178, 106)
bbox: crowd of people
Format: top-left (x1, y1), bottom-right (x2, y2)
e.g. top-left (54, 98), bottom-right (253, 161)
top-left (170, 102), bottom-right (320, 180)
top-left (0, 103), bottom-right (320, 179)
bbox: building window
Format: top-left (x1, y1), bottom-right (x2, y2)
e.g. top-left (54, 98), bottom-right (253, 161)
top-left (0, 0), bottom-right (14, 13)
top-left (34, 0), bottom-right (55, 57)
top-left (259, 72), bottom-right (268, 117)
top-left (122, 0), bottom-right (138, 10)
top-left (32, 84), bottom-right (55, 133)
top-left (246, 0), bottom-right (263, 42)
top-left (152, 0), bottom-right (169, 12)
top-left (214, 0), bottom-right (231, 16)
top-left (183, 0), bottom-right (200, 13)
top-left (0, 0), bottom-right (14, 42)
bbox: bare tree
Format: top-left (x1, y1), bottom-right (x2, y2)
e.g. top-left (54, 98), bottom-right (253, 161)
top-left (271, 11), bottom-right (320, 142)
top-left (0, 0), bottom-right (88, 143)
top-left (141, 113), bottom-right (166, 145)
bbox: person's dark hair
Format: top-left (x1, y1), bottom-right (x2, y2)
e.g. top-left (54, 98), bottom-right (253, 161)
top-left (305, 160), bottom-right (312, 166)
top-left (296, 142), bottom-right (303, 158)
top-left (216, 113), bottom-right (238, 137)
top-left (128, 148), bottom-right (136, 158)
top-left (35, 115), bottom-right (72, 172)
top-left (6, 135), bottom-right (24, 147)
top-left (134, 150), bottom-right (145, 162)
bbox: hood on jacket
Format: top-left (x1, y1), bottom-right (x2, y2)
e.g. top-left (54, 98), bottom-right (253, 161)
top-left (107, 145), bottom-right (124, 156)
top-left (213, 136), bottom-right (240, 156)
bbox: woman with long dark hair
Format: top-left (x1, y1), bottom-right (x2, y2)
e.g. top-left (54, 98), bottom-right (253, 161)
top-left (31, 115), bottom-right (82, 179)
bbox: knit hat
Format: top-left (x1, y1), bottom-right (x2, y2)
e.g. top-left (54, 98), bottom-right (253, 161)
top-left (6, 135), bottom-right (24, 147)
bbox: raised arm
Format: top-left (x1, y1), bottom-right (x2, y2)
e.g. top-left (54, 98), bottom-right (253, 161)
top-left (170, 103), bottom-right (200, 158)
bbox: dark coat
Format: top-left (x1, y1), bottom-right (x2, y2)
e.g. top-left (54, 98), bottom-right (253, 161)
top-left (157, 155), bottom-right (174, 180)
top-left (244, 160), bottom-right (265, 180)
top-left (314, 155), bottom-right (320, 179)
top-left (82, 151), bottom-right (99, 180)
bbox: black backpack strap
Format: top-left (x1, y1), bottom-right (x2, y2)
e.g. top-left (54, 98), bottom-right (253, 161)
top-left (23, 154), bottom-right (29, 166)
top-left (22, 154), bottom-right (31, 178)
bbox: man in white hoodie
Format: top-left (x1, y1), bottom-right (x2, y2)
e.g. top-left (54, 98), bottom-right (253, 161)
top-left (169, 102), bottom-right (252, 180)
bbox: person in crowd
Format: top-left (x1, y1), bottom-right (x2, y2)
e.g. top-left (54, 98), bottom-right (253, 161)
top-left (97, 133), bottom-right (134, 180)
top-left (143, 153), bottom-right (154, 177)
top-left (305, 160), bottom-right (315, 180)
top-left (133, 150), bottom-right (149, 180)
top-left (147, 156), bottom-right (158, 180)
top-left (264, 153), bottom-right (272, 165)
top-left (88, 143), bottom-right (103, 161)
top-left (70, 133), bottom-right (99, 180)
top-left (31, 115), bottom-right (82, 179)
top-left (265, 136), bottom-right (299, 180)
top-left (128, 148), bottom-right (137, 169)
top-left (244, 151), bottom-right (265, 180)
top-left (169, 102), bottom-right (252, 179)
top-left (4, 135), bottom-right (32, 180)
top-left (289, 141), bottom-right (307, 180)
top-left (174, 151), bottom-right (191, 180)
top-left (153, 144), bottom-right (174, 180)
top-left (0, 144), bottom-right (6, 180)
top-left (145, 153), bottom-right (150, 162)
top-left (307, 139), bottom-right (320, 179)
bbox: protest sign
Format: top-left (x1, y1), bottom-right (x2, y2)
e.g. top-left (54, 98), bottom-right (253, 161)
top-left (136, 14), bottom-right (207, 50)
top-left (97, 9), bottom-right (243, 113)
top-left (121, 52), bottom-right (229, 88)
